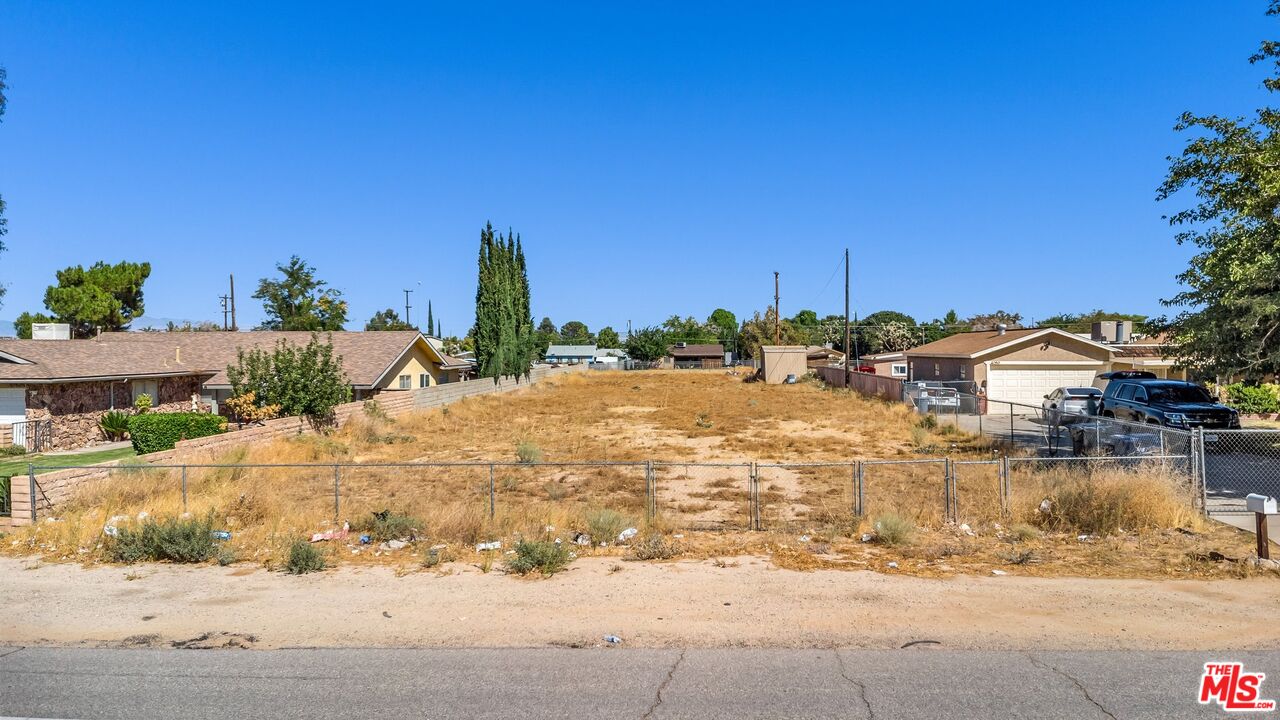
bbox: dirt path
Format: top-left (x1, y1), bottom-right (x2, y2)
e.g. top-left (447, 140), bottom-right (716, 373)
top-left (3, 556), bottom-right (1277, 651)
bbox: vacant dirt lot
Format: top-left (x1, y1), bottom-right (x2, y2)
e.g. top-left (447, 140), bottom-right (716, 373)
top-left (3, 370), bottom-right (1269, 581)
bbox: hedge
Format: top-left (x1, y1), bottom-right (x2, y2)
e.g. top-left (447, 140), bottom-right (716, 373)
top-left (127, 413), bottom-right (226, 454)
top-left (1223, 383), bottom-right (1280, 414)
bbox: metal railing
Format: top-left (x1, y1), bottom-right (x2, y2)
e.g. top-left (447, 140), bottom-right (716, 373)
top-left (8, 419), bottom-right (53, 453)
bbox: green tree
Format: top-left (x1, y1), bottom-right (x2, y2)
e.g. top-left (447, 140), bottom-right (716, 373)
top-left (254, 256), bottom-right (348, 331)
top-left (707, 308), bottom-right (737, 341)
top-left (226, 334), bottom-right (352, 426)
top-left (534, 316), bottom-right (559, 358)
top-left (736, 307), bottom-right (808, 359)
top-left (365, 308), bottom-right (415, 331)
top-left (1039, 310), bottom-right (1148, 334)
top-left (472, 222), bottom-right (534, 381)
top-left (789, 309), bottom-right (819, 328)
top-left (965, 310), bottom-right (1022, 331)
top-left (16, 261), bottom-right (152, 338)
top-left (625, 326), bottom-right (670, 361)
top-left (426, 301), bottom-right (434, 337)
top-left (559, 320), bottom-right (592, 343)
top-left (596, 326), bottom-right (621, 348)
top-left (857, 310), bottom-right (917, 354)
top-left (661, 315), bottom-right (715, 342)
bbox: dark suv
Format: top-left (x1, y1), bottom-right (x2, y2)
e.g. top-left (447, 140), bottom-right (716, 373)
top-left (1098, 379), bottom-right (1240, 429)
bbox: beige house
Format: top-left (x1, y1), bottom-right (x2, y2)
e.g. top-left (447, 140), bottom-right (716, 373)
top-left (904, 327), bottom-right (1115, 405)
top-left (859, 351), bottom-right (908, 378)
top-left (0, 331), bottom-right (471, 451)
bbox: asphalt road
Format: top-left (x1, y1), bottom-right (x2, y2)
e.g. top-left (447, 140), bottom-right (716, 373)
top-left (2, 647), bottom-right (1276, 719)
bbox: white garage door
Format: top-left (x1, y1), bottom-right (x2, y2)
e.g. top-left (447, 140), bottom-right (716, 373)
top-left (986, 366), bottom-right (1099, 407)
top-left (0, 387), bottom-right (26, 446)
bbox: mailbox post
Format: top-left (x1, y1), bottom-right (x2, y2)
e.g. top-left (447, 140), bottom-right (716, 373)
top-left (1246, 493), bottom-right (1277, 560)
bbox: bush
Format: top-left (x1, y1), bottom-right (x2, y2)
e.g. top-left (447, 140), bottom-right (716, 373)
top-left (516, 440), bottom-right (543, 464)
top-left (128, 412), bottom-right (225, 454)
top-left (584, 508), bottom-right (630, 544)
top-left (226, 334), bottom-right (353, 426)
top-left (354, 509), bottom-right (421, 542)
top-left (1224, 383), bottom-right (1280, 414)
top-left (133, 393), bottom-right (153, 413)
top-left (505, 539), bottom-right (572, 576)
top-left (0, 444), bottom-right (26, 457)
top-left (286, 539), bottom-right (326, 574)
top-left (1033, 471), bottom-right (1196, 535)
top-left (628, 533), bottom-right (683, 560)
top-left (1008, 524), bottom-right (1041, 542)
top-left (100, 410), bottom-right (131, 441)
top-left (873, 513), bottom-right (914, 546)
top-left (107, 514), bottom-right (217, 564)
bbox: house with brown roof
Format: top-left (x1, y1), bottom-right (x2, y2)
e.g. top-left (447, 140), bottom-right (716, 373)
top-left (667, 343), bottom-right (725, 369)
top-left (0, 330), bottom-right (471, 450)
top-left (904, 327), bottom-right (1115, 406)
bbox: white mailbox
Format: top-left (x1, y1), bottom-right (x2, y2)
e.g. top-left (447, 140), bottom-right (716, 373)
top-left (1246, 493), bottom-right (1277, 514)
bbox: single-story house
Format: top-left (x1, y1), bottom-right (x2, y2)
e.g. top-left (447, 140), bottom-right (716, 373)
top-left (668, 343), bottom-right (725, 369)
top-left (592, 348), bottom-right (629, 365)
top-left (0, 330), bottom-right (471, 451)
top-left (903, 327), bottom-right (1115, 406)
top-left (544, 345), bottom-right (597, 365)
top-left (805, 346), bottom-right (846, 369)
top-left (859, 351), bottom-right (908, 378)
top-left (1107, 334), bottom-right (1188, 380)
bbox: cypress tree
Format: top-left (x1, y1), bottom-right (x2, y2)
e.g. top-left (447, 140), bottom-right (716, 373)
top-left (427, 301), bottom-right (434, 337)
top-left (473, 221), bottom-right (534, 382)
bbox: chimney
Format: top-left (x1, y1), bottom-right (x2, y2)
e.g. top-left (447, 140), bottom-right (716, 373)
top-left (996, 324), bottom-right (1007, 336)
top-left (176, 346), bottom-right (182, 364)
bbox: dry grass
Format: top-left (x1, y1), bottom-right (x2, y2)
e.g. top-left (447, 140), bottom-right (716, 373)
top-left (1, 371), bottom-right (1262, 579)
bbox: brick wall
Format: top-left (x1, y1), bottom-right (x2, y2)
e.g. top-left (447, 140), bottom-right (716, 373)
top-left (1, 365), bottom-right (584, 528)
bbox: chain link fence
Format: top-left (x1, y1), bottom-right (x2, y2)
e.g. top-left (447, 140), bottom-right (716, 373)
top-left (1200, 429), bottom-right (1280, 514)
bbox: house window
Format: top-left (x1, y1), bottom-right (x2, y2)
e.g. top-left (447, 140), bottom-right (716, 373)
top-left (891, 363), bottom-right (908, 377)
top-left (933, 363), bottom-right (941, 377)
top-left (959, 365), bottom-right (967, 380)
top-left (398, 375), bottom-right (411, 390)
top-left (419, 373), bottom-right (430, 388)
top-left (131, 379), bottom-right (159, 405)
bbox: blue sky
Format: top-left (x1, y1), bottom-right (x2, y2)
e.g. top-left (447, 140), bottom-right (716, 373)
top-left (0, 2), bottom-right (1270, 334)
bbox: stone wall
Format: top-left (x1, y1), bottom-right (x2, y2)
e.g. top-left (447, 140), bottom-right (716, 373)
top-left (21, 376), bottom-right (208, 451)
top-left (2, 365), bottom-right (586, 528)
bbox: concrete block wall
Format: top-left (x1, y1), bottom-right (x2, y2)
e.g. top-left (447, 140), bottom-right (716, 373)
top-left (1, 365), bottom-right (584, 529)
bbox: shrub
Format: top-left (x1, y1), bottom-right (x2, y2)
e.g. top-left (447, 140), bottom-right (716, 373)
top-left (1007, 524), bottom-right (1041, 542)
top-left (216, 547), bottom-right (237, 566)
top-left (107, 514), bottom-right (217, 564)
top-left (362, 399), bottom-right (390, 422)
top-left (354, 509), bottom-right (421, 542)
top-left (128, 412), bottom-right (225, 454)
top-left (224, 392), bottom-right (281, 425)
top-left (516, 440), bottom-right (543, 464)
top-left (873, 513), bottom-right (914, 546)
top-left (0, 444), bottom-right (26, 457)
top-left (628, 533), bottom-right (683, 560)
top-left (505, 539), bottom-right (572, 576)
top-left (226, 334), bottom-right (352, 427)
top-left (584, 508), bottom-right (630, 544)
top-left (1224, 383), bottom-right (1280, 414)
top-left (1032, 471), bottom-right (1196, 535)
top-left (100, 410), bottom-right (131, 441)
top-left (286, 539), bottom-right (326, 574)
top-left (133, 393), bottom-right (153, 413)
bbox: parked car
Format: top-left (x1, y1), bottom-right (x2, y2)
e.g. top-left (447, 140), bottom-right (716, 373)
top-left (1091, 370), bottom-right (1157, 392)
top-left (1098, 379), bottom-right (1240, 429)
top-left (1041, 386), bottom-right (1102, 425)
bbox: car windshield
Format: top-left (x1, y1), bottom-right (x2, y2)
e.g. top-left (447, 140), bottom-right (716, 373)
top-left (1148, 384), bottom-right (1213, 404)
top-left (1064, 387), bottom-right (1100, 397)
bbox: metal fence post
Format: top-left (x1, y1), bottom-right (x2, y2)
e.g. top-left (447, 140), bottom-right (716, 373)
top-left (1195, 427), bottom-right (1207, 513)
top-left (489, 464), bottom-right (496, 521)
top-left (1008, 403), bottom-right (1014, 445)
top-left (750, 462), bottom-right (760, 531)
top-left (1001, 456), bottom-right (1010, 518)
top-left (856, 461), bottom-right (865, 517)
top-left (333, 465), bottom-right (341, 520)
top-left (646, 460), bottom-right (655, 520)
top-left (943, 459), bottom-right (953, 523)
top-left (27, 464), bottom-right (36, 523)
top-left (181, 465), bottom-right (188, 513)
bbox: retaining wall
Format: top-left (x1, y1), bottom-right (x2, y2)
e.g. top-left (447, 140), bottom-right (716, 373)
top-left (2, 365), bottom-right (584, 528)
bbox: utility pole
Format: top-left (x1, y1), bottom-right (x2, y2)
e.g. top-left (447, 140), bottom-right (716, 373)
top-left (219, 294), bottom-right (231, 330)
top-left (403, 289), bottom-right (413, 326)
top-left (229, 274), bottom-right (238, 331)
top-left (843, 249), bottom-right (851, 383)
top-left (773, 271), bottom-right (780, 345)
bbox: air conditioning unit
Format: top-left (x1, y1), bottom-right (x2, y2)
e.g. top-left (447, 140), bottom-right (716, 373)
top-left (32, 323), bottom-right (72, 340)
top-left (675, 342), bottom-right (687, 348)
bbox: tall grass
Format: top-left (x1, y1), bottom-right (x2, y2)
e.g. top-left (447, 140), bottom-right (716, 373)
top-left (1014, 466), bottom-right (1199, 535)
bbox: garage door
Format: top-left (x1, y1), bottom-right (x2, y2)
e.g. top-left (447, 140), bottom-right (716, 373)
top-left (986, 366), bottom-right (1099, 407)
top-left (0, 388), bottom-right (26, 447)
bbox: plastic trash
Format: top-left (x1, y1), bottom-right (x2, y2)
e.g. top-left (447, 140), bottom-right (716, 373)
top-left (603, 635), bottom-right (622, 645)
top-left (798, 535), bottom-right (811, 543)
top-left (380, 539), bottom-right (409, 551)
top-left (103, 524), bottom-right (119, 538)
top-left (1038, 498), bottom-right (1053, 514)
top-left (860, 533), bottom-right (874, 543)
top-left (887, 561), bottom-right (899, 569)
top-left (136, 511), bottom-right (150, 522)
top-left (211, 531), bottom-right (231, 541)
top-left (476, 540), bottom-right (501, 552)
top-left (991, 569), bottom-right (1008, 576)
top-left (617, 528), bottom-right (638, 542)
top-left (359, 535), bottom-right (372, 544)
top-left (573, 533), bottom-right (592, 546)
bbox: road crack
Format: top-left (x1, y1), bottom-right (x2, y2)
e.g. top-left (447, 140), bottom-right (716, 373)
top-left (1027, 654), bottom-right (1116, 720)
top-left (641, 649), bottom-right (685, 719)
top-left (0, 647), bottom-right (25, 660)
top-left (835, 650), bottom-right (875, 720)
